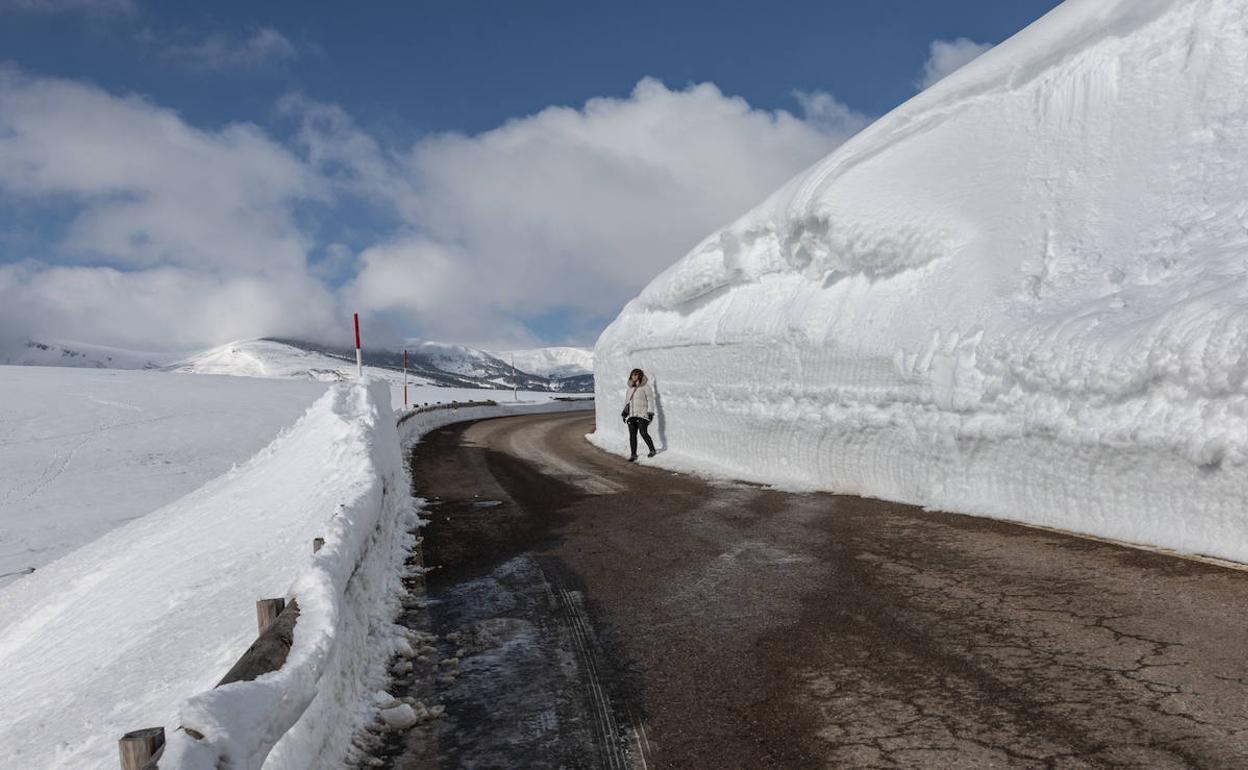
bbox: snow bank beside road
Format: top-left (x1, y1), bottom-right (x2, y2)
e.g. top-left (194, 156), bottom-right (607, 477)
top-left (0, 379), bottom-right (404, 769)
top-left (161, 380), bottom-right (413, 770)
top-left (595, 0), bottom-right (1248, 563)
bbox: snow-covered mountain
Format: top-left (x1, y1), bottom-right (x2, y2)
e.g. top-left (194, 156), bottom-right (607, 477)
top-left (409, 341), bottom-right (516, 383)
top-left (594, 0), bottom-right (1248, 563)
top-left (495, 347), bottom-right (593, 379)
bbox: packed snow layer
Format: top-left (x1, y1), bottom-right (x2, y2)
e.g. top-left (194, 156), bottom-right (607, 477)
top-left (0, 366), bottom-right (326, 584)
top-left (595, 0), bottom-right (1248, 563)
top-left (496, 346), bottom-right (594, 379)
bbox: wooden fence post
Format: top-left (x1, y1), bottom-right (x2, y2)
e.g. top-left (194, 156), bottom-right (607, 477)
top-left (312, 537), bottom-right (325, 553)
top-left (119, 726), bottom-right (164, 770)
top-left (256, 598), bottom-right (286, 635)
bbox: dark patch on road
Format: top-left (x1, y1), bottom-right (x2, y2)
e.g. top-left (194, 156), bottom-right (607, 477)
top-left (381, 412), bottom-right (1248, 769)
top-left (374, 418), bottom-right (646, 770)
top-left (412, 422), bottom-right (580, 575)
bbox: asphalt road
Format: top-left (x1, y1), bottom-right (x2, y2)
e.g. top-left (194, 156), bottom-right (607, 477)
top-left (379, 410), bottom-right (1248, 769)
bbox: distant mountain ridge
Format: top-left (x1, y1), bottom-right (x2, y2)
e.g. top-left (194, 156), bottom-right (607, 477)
top-left (2, 338), bottom-right (594, 393)
top-left (270, 338), bottom-right (592, 393)
top-left (3, 340), bottom-right (170, 370)
top-left (494, 347), bottom-right (593, 380)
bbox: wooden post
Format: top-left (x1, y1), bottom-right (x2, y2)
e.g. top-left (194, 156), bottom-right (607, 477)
top-left (217, 599), bottom-right (300, 687)
top-left (119, 727), bottom-right (164, 770)
top-left (312, 537), bottom-right (325, 553)
top-left (256, 598), bottom-right (286, 635)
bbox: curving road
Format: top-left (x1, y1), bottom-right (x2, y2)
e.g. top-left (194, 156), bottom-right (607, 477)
top-left (379, 410), bottom-right (1248, 769)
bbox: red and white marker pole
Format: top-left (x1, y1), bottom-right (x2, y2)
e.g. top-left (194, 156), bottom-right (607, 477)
top-left (353, 313), bottom-right (363, 379)
top-left (402, 349), bottom-right (408, 407)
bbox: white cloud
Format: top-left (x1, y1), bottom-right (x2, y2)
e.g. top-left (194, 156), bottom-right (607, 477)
top-left (159, 27), bottom-right (299, 70)
top-left (282, 95), bottom-right (419, 218)
top-left (794, 90), bottom-right (871, 136)
top-left (0, 263), bottom-right (336, 352)
top-left (0, 69), bottom-right (336, 350)
top-left (0, 69), bottom-right (320, 272)
top-left (0, 70), bottom-right (869, 351)
top-left (334, 78), bottom-right (867, 344)
top-left (919, 38), bottom-right (994, 89)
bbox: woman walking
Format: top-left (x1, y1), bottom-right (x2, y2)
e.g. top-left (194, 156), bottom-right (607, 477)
top-left (621, 368), bottom-right (657, 461)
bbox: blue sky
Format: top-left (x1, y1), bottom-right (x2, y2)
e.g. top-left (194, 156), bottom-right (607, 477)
top-left (0, 0), bottom-right (1062, 351)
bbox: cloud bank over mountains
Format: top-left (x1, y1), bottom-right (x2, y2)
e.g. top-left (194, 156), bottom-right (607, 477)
top-left (0, 68), bottom-right (865, 350)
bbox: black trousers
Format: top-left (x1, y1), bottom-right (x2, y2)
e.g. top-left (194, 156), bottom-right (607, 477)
top-left (627, 417), bottom-right (656, 456)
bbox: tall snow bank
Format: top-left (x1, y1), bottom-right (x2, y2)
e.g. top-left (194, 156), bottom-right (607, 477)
top-left (594, 0), bottom-right (1248, 562)
top-left (160, 379), bottom-right (413, 770)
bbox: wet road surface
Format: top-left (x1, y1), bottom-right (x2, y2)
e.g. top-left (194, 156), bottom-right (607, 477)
top-left (381, 411), bottom-right (1248, 769)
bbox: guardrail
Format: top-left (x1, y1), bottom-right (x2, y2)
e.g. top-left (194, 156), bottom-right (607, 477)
top-left (118, 568), bottom-right (313, 768)
top-left (396, 400), bottom-right (499, 427)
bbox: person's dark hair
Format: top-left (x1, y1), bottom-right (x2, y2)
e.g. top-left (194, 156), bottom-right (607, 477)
top-left (628, 368), bottom-right (645, 386)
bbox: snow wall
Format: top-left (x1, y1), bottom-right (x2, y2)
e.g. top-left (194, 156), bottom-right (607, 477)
top-left (161, 388), bottom-right (591, 769)
top-left (593, 0), bottom-right (1248, 563)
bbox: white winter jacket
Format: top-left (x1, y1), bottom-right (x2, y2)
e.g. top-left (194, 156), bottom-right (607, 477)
top-left (624, 379), bottom-right (656, 421)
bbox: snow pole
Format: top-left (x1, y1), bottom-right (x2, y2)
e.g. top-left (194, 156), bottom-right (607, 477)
top-left (512, 354), bottom-right (518, 402)
top-left (403, 349), bottom-right (408, 407)
top-left (353, 313), bottom-right (363, 379)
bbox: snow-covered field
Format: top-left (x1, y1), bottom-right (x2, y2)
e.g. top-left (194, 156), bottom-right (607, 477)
top-left (594, 0), bottom-right (1248, 563)
top-left (0, 366), bottom-right (326, 583)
